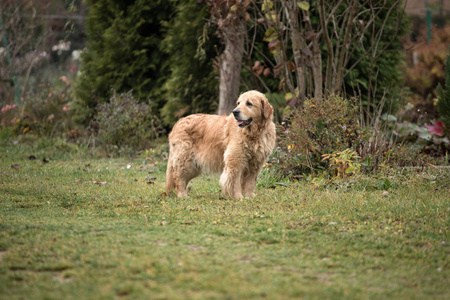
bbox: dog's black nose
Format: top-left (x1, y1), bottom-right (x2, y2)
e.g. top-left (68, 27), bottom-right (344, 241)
top-left (233, 109), bottom-right (240, 117)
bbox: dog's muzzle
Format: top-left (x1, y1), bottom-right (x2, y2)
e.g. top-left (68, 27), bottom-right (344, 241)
top-left (233, 109), bottom-right (252, 128)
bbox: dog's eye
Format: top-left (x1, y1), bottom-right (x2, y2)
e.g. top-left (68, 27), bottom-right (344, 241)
top-left (246, 102), bottom-right (253, 106)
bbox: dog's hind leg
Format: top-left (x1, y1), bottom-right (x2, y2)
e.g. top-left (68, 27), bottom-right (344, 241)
top-left (166, 154), bottom-right (176, 194)
top-left (168, 142), bottom-right (201, 197)
top-left (174, 163), bottom-right (200, 197)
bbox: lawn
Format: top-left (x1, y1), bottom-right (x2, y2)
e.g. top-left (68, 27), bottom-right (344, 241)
top-left (0, 139), bottom-right (449, 299)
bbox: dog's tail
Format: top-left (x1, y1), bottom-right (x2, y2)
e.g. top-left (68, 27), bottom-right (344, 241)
top-left (166, 155), bottom-right (176, 193)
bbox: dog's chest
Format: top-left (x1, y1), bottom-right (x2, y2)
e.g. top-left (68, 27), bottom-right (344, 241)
top-left (242, 138), bottom-right (270, 162)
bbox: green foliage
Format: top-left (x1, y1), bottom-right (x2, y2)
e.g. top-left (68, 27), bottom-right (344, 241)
top-left (278, 95), bottom-right (362, 175)
top-left (95, 91), bottom-right (163, 156)
top-left (436, 46), bottom-right (450, 136)
top-left (0, 125), bottom-right (14, 141)
top-left (160, 0), bottom-right (219, 126)
top-left (73, 0), bottom-right (174, 125)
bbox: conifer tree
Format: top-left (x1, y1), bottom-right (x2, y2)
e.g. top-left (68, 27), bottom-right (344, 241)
top-left (72, 0), bottom-right (174, 125)
top-left (436, 47), bottom-right (450, 136)
top-left (160, 0), bottom-right (219, 126)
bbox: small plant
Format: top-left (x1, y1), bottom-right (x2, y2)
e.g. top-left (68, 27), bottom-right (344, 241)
top-left (322, 148), bottom-right (361, 178)
top-left (257, 165), bottom-right (289, 189)
top-left (94, 90), bottom-right (164, 156)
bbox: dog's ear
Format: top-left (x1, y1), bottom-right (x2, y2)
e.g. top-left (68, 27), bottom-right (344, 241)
top-left (261, 97), bottom-right (273, 120)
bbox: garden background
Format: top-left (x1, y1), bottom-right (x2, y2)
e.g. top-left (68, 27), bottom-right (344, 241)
top-left (0, 0), bottom-right (449, 299)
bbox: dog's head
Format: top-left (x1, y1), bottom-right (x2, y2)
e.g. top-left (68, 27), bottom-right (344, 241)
top-left (232, 91), bottom-right (274, 128)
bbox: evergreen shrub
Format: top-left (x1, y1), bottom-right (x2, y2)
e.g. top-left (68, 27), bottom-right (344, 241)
top-left (160, 0), bottom-right (219, 126)
top-left (436, 47), bottom-right (450, 136)
top-left (73, 0), bottom-right (174, 126)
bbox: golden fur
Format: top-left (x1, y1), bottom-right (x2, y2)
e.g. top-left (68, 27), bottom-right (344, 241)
top-left (166, 90), bottom-right (276, 199)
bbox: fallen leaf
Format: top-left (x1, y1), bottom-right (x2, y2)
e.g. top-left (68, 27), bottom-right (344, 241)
top-left (92, 181), bottom-right (107, 185)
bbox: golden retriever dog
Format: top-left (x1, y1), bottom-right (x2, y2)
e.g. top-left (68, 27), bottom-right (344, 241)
top-left (166, 90), bottom-right (276, 199)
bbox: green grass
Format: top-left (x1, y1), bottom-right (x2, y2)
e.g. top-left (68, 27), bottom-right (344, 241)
top-left (0, 139), bottom-right (449, 299)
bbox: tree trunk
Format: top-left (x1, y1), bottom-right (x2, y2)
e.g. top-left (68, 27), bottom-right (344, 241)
top-left (303, 9), bottom-right (323, 100)
top-left (333, 0), bottom-right (358, 93)
top-left (218, 18), bottom-right (245, 116)
top-left (284, 1), bottom-right (306, 107)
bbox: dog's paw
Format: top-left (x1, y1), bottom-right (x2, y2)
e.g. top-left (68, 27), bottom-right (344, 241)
top-left (243, 192), bottom-right (255, 199)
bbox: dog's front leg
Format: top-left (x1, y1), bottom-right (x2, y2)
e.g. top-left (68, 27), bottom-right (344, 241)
top-left (220, 168), bottom-right (243, 199)
top-left (242, 173), bottom-right (258, 198)
top-left (220, 148), bottom-right (244, 199)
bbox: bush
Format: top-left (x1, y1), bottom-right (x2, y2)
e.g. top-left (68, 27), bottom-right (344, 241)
top-left (276, 94), bottom-right (448, 178)
top-left (94, 91), bottom-right (163, 156)
top-left (403, 25), bottom-right (450, 118)
top-left (0, 76), bottom-right (73, 137)
top-left (278, 95), bottom-right (362, 175)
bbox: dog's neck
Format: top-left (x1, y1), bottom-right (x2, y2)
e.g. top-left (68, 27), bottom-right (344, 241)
top-left (242, 118), bottom-right (273, 140)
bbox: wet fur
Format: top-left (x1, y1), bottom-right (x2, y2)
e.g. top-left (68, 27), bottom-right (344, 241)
top-left (166, 90), bottom-right (276, 199)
